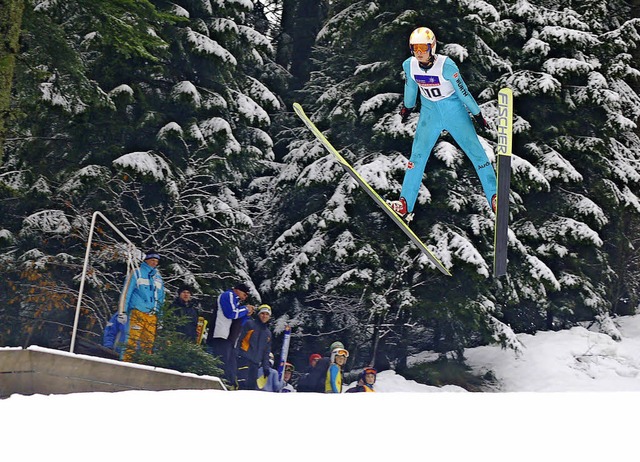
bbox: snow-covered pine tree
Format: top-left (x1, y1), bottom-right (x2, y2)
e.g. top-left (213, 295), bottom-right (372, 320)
top-left (0, 0), bottom-right (282, 345)
top-left (1, 0), bottom-right (175, 345)
top-left (493, 0), bottom-right (640, 332)
top-left (256, 1), bottom-right (520, 364)
top-left (257, 0), bottom-right (640, 364)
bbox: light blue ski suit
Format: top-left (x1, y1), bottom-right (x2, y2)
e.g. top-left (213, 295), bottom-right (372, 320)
top-left (401, 54), bottom-right (496, 212)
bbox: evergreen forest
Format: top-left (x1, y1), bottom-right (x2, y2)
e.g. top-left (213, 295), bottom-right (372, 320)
top-left (1, 0), bottom-right (639, 379)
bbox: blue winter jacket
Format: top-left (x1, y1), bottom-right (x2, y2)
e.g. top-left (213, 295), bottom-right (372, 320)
top-left (212, 289), bottom-right (252, 339)
top-left (122, 262), bottom-right (165, 314)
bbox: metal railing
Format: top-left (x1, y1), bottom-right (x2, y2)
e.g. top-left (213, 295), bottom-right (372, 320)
top-left (69, 211), bottom-right (136, 353)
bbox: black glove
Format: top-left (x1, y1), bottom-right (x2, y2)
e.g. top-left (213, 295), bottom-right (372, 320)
top-left (399, 105), bottom-right (413, 123)
top-left (263, 367), bottom-right (270, 378)
top-left (474, 112), bottom-right (489, 130)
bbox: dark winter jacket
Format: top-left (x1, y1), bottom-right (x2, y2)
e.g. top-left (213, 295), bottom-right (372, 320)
top-left (237, 318), bottom-right (272, 374)
top-left (345, 383), bottom-right (375, 393)
top-left (171, 296), bottom-right (199, 341)
top-left (297, 357), bottom-right (330, 393)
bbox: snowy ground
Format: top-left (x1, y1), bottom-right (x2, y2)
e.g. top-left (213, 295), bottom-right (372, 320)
top-left (4, 316), bottom-right (640, 461)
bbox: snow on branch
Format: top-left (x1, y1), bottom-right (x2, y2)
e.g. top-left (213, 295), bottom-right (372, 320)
top-left (542, 58), bottom-right (596, 78)
top-left (171, 81), bottom-right (202, 107)
top-left (185, 27), bottom-right (237, 65)
top-left (234, 92), bottom-right (270, 126)
top-left (540, 217), bottom-right (603, 247)
top-left (22, 210), bottom-right (72, 236)
top-left (317, 1), bottom-right (379, 44)
top-left (237, 25), bottom-right (274, 54)
top-left (198, 117), bottom-right (241, 154)
top-left (244, 76), bottom-right (280, 111)
top-left (539, 26), bottom-right (599, 47)
top-left (358, 93), bottom-right (400, 116)
top-left (506, 70), bottom-right (561, 96)
top-left (530, 143), bottom-right (583, 183)
top-left (113, 151), bottom-right (172, 181)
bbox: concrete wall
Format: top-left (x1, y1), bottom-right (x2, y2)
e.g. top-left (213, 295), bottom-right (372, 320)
top-left (0, 346), bottom-right (226, 398)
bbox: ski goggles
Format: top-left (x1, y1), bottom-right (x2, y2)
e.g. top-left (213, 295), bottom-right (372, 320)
top-left (285, 364), bottom-right (295, 372)
top-left (411, 43), bottom-right (432, 54)
top-left (333, 348), bottom-right (349, 358)
top-left (363, 368), bottom-right (377, 376)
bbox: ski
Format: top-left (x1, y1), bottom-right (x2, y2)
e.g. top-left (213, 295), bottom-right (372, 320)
top-left (277, 325), bottom-right (291, 381)
top-left (293, 102), bottom-right (451, 276)
top-left (195, 316), bottom-right (208, 345)
top-left (493, 88), bottom-right (513, 277)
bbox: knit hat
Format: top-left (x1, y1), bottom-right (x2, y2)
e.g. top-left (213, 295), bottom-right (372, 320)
top-left (329, 341), bottom-right (344, 352)
top-left (178, 285), bottom-right (192, 294)
top-left (233, 283), bottom-right (250, 295)
top-left (258, 304), bottom-right (272, 315)
top-left (144, 250), bottom-right (161, 261)
top-left (309, 353), bottom-right (322, 364)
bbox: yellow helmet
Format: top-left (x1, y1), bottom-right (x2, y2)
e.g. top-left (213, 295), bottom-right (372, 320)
top-left (409, 27), bottom-right (437, 55)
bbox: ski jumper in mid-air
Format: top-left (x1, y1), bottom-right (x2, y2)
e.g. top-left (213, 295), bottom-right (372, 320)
top-left (388, 27), bottom-right (497, 222)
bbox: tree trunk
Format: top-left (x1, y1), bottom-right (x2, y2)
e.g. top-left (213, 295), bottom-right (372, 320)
top-left (632, 0), bottom-right (640, 138)
top-left (0, 0), bottom-right (25, 162)
top-left (273, 0), bottom-right (329, 92)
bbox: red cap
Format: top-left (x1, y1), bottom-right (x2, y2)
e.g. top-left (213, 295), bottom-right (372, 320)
top-left (309, 353), bottom-right (322, 364)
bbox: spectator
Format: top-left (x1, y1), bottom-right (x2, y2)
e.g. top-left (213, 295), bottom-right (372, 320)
top-left (325, 347), bottom-right (349, 393)
top-left (308, 353), bottom-right (322, 370)
top-left (237, 304), bottom-right (273, 390)
top-left (120, 250), bottom-right (165, 362)
top-left (297, 342), bottom-right (344, 393)
top-left (102, 311), bottom-right (126, 354)
top-left (207, 283), bottom-right (255, 388)
top-left (345, 367), bottom-right (377, 393)
top-left (281, 362), bottom-right (296, 393)
top-left (171, 285), bottom-right (199, 342)
top-left (258, 353), bottom-right (284, 392)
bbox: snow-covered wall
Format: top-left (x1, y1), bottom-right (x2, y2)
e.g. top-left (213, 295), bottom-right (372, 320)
top-left (0, 346), bottom-right (226, 397)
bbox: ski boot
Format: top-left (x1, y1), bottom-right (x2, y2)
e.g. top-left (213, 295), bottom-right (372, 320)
top-left (386, 197), bottom-right (414, 223)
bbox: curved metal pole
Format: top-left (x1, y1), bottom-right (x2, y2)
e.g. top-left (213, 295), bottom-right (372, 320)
top-left (69, 211), bottom-right (135, 353)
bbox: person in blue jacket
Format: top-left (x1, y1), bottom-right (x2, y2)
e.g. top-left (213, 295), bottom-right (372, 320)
top-left (207, 283), bottom-right (255, 388)
top-left (102, 311), bottom-right (126, 354)
top-left (120, 250), bottom-right (165, 362)
top-left (387, 27), bottom-right (497, 222)
top-left (257, 353), bottom-right (284, 392)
